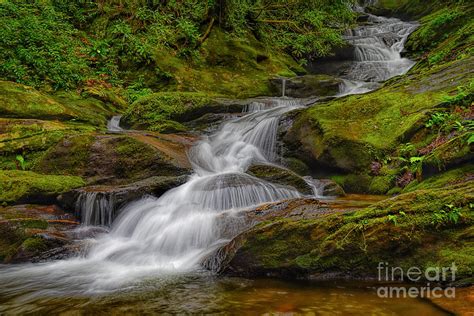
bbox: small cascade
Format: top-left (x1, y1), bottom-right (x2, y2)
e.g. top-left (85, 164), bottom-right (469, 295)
top-left (337, 6), bottom-right (418, 95)
top-left (74, 191), bottom-right (118, 227)
top-left (302, 176), bottom-right (323, 197)
top-left (107, 115), bottom-right (123, 132)
top-left (242, 101), bottom-right (271, 113)
top-left (281, 78), bottom-right (287, 97)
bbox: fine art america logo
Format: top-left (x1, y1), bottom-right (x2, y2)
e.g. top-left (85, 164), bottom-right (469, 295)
top-left (376, 262), bottom-right (457, 298)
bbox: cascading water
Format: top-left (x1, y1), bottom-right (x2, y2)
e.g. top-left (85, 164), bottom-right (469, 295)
top-left (74, 191), bottom-right (118, 227)
top-left (0, 98), bottom-right (304, 296)
top-left (281, 78), bottom-right (287, 97)
top-left (338, 8), bottom-right (418, 96)
top-left (107, 115), bottom-right (123, 132)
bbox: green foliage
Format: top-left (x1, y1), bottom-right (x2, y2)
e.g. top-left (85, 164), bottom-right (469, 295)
top-left (15, 155), bottom-right (25, 171)
top-left (0, 1), bottom-right (90, 89)
top-left (387, 214), bottom-right (398, 225)
top-left (431, 204), bottom-right (462, 226)
top-left (442, 80), bottom-right (474, 107)
top-left (0, 0), bottom-right (355, 92)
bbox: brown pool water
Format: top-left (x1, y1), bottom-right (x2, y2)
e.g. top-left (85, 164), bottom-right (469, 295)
top-left (0, 274), bottom-right (449, 315)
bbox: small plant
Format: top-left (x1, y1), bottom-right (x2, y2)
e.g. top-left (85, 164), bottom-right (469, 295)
top-left (15, 155), bottom-right (26, 170)
top-left (425, 112), bottom-right (451, 128)
top-left (387, 214), bottom-right (398, 225)
top-left (431, 204), bottom-right (462, 226)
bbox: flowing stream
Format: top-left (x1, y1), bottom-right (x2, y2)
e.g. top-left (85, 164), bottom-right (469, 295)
top-left (0, 5), bottom-right (424, 313)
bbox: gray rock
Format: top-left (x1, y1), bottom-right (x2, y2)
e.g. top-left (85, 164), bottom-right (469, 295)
top-left (270, 75), bottom-right (342, 98)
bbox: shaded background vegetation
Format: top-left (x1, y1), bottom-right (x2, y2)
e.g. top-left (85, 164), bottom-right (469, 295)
top-left (0, 0), bottom-right (355, 93)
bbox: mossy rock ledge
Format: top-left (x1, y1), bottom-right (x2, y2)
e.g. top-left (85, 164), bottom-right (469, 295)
top-left (220, 181), bottom-right (474, 284)
top-left (0, 170), bottom-right (85, 204)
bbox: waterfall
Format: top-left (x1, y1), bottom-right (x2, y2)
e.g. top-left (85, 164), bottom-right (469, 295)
top-left (0, 98), bottom-right (305, 295)
top-left (107, 115), bottom-right (123, 132)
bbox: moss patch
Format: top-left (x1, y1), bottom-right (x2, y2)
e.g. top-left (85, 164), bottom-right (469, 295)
top-left (123, 92), bottom-right (219, 132)
top-left (0, 170), bottom-right (85, 204)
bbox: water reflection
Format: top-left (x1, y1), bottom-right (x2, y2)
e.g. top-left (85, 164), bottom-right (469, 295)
top-left (0, 274), bottom-right (448, 315)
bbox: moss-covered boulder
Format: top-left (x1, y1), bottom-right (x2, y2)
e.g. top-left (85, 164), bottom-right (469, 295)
top-left (270, 75), bottom-right (342, 98)
top-left (0, 170), bottom-right (85, 204)
top-left (0, 204), bottom-right (79, 263)
top-left (281, 55), bottom-right (473, 175)
top-left (123, 92), bottom-right (234, 133)
top-left (222, 181), bottom-right (474, 284)
top-left (247, 164), bottom-right (313, 195)
top-left (0, 81), bottom-right (75, 120)
top-left (0, 118), bottom-right (97, 171)
top-left (34, 133), bottom-right (192, 185)
top-left (0, 81), bottom-right (124, 127)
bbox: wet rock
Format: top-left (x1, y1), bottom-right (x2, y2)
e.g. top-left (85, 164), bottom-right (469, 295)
top-left (269, 75), bottom-right (342, 98)
top-left (0, 204), bottom-right (79, 263)
top-left (247, 164), bottom-right (313, 195)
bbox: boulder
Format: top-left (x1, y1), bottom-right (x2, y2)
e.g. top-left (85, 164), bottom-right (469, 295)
top-left (218, 181), bottom-right (474, 284)
top-left (269, 75), bottom-right (342, 98)
top-left (0, 170), bottom-right (85, 204)
top-left (34, 134), bottom-right (193, 185)
top-left (313, 179), bottom-right (346, 197)
top-left (279, 57), bottom-right (474, 176)
top-left (247, 164), bottom-right (313, 195)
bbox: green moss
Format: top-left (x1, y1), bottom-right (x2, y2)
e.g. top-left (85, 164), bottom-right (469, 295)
top-left (0, 170), bottom-right (85, 203)
top-left (0, 80), bottom-right (124, 128)
top-left (403, 165), bottom-right (474, 192)
top-left (20, 219), bottom-right (48, 230)
top-left (123, 92), bottom-right (218, 132)
top-left (33, 134), bottom-right (96, 176)
top-left (282, 158), bottom-right (310, 175)
top-left (331, 174), bottom-right (372, 193)
top-left (113, 136), bottom-right (185, 180)
top-left (0, 81), bottom-right (74, 119)
top-left (152, 28), bottom-right (304, 98)
top-left (368, 176), bottom-right (394, 194)
top-left (21, 237), bottom-right (48, 253)
top-left (405, 3), bottom-right (473, 65)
